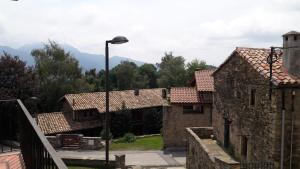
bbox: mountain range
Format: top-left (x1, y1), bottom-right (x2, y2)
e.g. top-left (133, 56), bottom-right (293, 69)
top-left (0, 43), bottom-right (144, 70)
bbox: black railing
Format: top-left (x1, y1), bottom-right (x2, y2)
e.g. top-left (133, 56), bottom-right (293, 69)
top-left (241, 161), bottom-right (274, 169)
top-left (0, 99), bottom-right (68, 169)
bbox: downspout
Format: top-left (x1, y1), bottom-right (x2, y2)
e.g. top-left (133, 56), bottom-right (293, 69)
top-left (289, 90), bottom-right (295, 169)
top-left (280, 89), bottom-right (286, 169)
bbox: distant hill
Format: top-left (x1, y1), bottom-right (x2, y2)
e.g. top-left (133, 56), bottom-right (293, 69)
top-left (0, 43), bottom-right (144, 70)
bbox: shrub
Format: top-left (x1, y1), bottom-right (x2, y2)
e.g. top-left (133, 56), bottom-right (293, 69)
top-left (122, 133), bottom-right (136, 143)
top-left (100, 129), bottom-right (113, 140)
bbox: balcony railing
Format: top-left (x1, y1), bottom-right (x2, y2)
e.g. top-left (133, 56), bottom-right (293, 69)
top-left (0, 99), bottom-right (68, 169)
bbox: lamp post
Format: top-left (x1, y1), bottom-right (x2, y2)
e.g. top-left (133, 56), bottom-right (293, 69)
top-left (105, 36), bottom-right (128, 167)
top-left (29, 97), bottom-right (39, 124)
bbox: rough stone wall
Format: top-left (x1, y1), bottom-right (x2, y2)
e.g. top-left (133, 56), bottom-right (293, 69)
top-left (47, 135), bottom-right (104, 150)
top-left (213, 53), bottom-right (278, 163)
top-left (80, 137), bottom-right (104, 150)
top-left (186, 128), bottom-right (215, 169)
top-left (213, 53), bottom-right (300, 168)
top-left (163, 104), bottom-right (212, 148)
top-left (186, 127), bottom-right (240, 169)
top-left (273, 88), bottom-right (300, 169)
top-left (291, 89), bottom-right (300, 169)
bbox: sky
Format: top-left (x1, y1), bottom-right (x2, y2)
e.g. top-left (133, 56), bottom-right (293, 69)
top-left (0, 0), bottom-right (300, 66)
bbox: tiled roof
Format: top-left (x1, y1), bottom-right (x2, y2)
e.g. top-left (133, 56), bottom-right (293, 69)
top-left (214, 47), bottom-right (300, 86)
top-left (63, 88), bottom-right (168, 112)
top-left (194, 70), bottom-right (215, 91)
top-left (37, 112), bottom-right (101, 135)
top-left (170, 87), bottom-right (200, 104)
top-left (0, 152), bottom-right (25, 169)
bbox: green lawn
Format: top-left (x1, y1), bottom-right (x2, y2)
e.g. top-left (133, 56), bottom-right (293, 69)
top-left (110, 135), bottom-right (163, 151)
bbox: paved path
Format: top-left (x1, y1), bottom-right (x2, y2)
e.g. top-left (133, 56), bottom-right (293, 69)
top-left (57, 150), bottom-right (186, 167)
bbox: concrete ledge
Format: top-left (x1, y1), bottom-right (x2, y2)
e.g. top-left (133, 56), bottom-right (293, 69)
top-left (186, 127), bottom-right (240, 169)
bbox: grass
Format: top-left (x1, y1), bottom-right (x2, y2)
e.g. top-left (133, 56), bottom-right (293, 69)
top-left (110, 135), bottom-right (163, 151)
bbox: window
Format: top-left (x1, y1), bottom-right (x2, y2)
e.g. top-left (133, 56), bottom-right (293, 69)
top-left (250, 89), bottom-right (256, 106)
top-left (241, 136), bottom-right (248, 158)
top-left (84, 112), bottom-right (88, 117)
top-left (183, 105), bottom-right (204, 114)
top-left (183, 105), bottom-right (194, 113)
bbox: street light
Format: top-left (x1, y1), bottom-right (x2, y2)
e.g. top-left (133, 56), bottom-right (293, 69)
top-left (105, 36), bottom-right (128, 167)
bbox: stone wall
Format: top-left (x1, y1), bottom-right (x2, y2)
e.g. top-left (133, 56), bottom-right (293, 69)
top-left (47, 135), bottom-right (104, 150)
top-left (163, 104), bottom-right (212, 148)
top-left (213, 53), bottom-right (277, 162)
top-left (186, 127), bottom-right (240, 169)
top-left (213, 53), bottom-right (300, 168)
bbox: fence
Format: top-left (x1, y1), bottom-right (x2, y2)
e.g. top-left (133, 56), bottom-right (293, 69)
top-left (241, 161), bottom-right (274, 169)
top-left (0, 99), bottom-right (68, 169)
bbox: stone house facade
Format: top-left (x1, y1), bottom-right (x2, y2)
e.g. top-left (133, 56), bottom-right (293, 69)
top-left (186, 31), bottom-right (300, 169)
top-left (163, 70), bottom-right (214, 148)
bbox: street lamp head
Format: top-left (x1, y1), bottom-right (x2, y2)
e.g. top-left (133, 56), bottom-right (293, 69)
top-left (109, 36), bottom-right (129, 44)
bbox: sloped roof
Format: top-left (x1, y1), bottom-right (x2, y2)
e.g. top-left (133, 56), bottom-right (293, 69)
top-left (37, 112), bottom-right (101, 135)
top-left (63, 88), bottom-right (168, 113)
top-left (170, 87), bottom-right (212, 104)
top-left (0, 152), bottom-right (25, 169)
top-left (194, 70), bottom-right (214, 91)
top-left (214, 47), bottom-right (300, 86)
top-left (170, 87), bottom-right (200, 104)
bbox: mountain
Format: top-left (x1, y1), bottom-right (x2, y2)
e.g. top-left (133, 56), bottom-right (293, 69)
top-left (0, 43), bottom-right (144, 70)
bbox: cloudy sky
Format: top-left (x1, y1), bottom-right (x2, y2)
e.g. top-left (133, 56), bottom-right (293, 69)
top-left (0, 0), bottom-right (299, 66)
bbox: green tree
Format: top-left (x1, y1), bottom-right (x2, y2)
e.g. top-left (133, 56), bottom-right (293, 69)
top-left (110, 61), bottom-right (139, 90)
top-left (143, 108), bottom-right (162, 134)
top-left (0, 52), bottom-right (38, 101)
top-left (157, 52), bottom-right (187, 88)
top-left (137, 64), bottom-right (158, 88)
top-left (110, 102), bottom-right (132, 138)
top-left (32, 41), bottom-right (93, 111)
top-left (186, 59), bottom-right (207, 80)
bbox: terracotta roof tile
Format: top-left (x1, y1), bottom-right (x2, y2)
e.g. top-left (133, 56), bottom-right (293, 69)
top-left (37, 112), bottom-right (101, 135)
top-left (170, 87), bottom-right (213, 104)
top-left (235, 47), bottom-right (300, 85)
top-left (0, 152), bottom-right (25, 169)
top-left (63, 88), bottom-right (168, 112)
top-left (194, 70), bottom-right (215, 91)
top-left (214, 47), bottom-right (300, 86)
top-left (170, 87), bottom-right (199, 104)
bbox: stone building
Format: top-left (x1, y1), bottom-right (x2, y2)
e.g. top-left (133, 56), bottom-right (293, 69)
top-left (163, 70), bottom-right (214, 149)
top-left (186, 31), bottom-right (300, 169)
top-left (37, 88), bottom-right (168, 136)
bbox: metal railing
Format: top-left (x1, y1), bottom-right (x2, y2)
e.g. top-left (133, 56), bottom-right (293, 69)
top-left (241, 161), bottom-right (274, 169)
top-left (0, 99), bottom-right (68, 169)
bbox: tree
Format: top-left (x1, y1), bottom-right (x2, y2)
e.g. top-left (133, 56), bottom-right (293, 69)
top-left (110, 61), bottom-right (139, 90)
top-left (157, 52), bottom-right (187, 88)
top-left (143, 108), bottom-right (162, 134)
top-left (32, 41), bottom-right (93, 111)
top-left (186, 59), bottom-right (209, 80)
top-left (0, 52), bottom-right (38, 101)
top-left (110, 102), bottom-right (132, 138)
top-left (137, 64), bottom-right (158, 88)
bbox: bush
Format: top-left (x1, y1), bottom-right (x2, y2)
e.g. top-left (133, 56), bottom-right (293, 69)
top-left (122, 133), bottom-right (136, 143)
top-left (100, 129), bottom-right (113, 140)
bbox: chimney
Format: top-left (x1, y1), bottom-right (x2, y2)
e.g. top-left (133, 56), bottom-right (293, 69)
top-left (134, 89), bottom-right (139, 96)
top-left (162, 89), bottom-right (167, 99)
top-left (282, 31), bottom-right (300, 78)
top-left (72, 99), bottom-right (75, 106)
